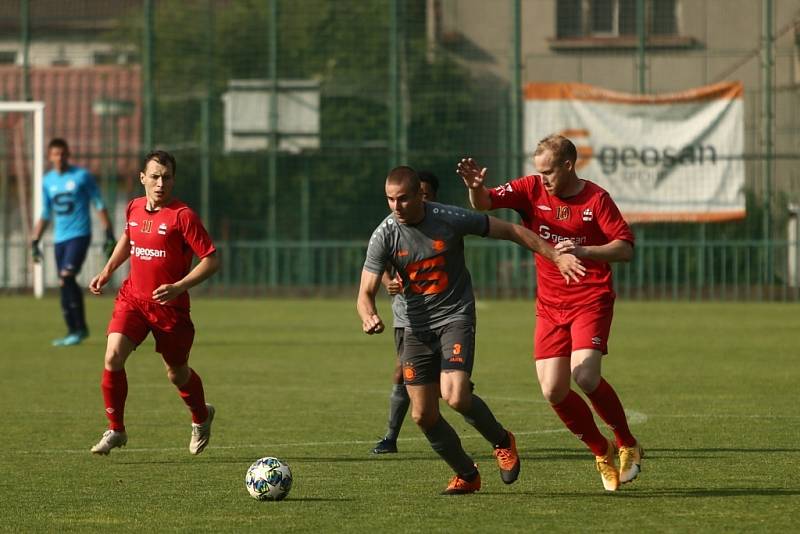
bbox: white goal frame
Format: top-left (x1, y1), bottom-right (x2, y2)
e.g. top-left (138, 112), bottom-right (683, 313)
top-left (0, 101), bottom-right (45, 297)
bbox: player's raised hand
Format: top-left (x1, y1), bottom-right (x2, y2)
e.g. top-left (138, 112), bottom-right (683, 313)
top-left (152, 283), bottom-right (184, 304)
top-left (555, 253), bottom-right (586, 284)
top-left (457, 157), bottom-right (487, 190)
top-left (363, 314), bottom-right (385, 335)
top-left (89, 271), bottom-right (110, 295)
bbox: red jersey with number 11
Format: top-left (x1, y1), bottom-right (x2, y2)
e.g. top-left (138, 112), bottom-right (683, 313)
top-left (489, 175), bottom-right (634, 307)
top-left (120, 197), bottom-right (216, 309)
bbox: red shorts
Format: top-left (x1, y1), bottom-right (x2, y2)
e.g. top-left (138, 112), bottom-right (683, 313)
top-left (533, 296), bottom-right (614, 360)
top-left (107, 293), bottom-right (195, 366)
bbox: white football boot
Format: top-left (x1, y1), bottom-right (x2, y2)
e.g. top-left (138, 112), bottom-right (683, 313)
top-left (90, 430), bottom-right (128, 455)
top-left (189, 404), bottom-right (215, 455)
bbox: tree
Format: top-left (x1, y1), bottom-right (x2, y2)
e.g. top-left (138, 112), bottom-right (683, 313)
top-left (110, 0), bottom-right (478, 240)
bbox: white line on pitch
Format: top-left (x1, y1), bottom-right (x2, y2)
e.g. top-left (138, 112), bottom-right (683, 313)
top-left (10, 410), bottom-right (649, 455)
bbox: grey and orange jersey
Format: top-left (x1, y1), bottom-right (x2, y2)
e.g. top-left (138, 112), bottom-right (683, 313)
top-left (390, 284), bottom-right (409, 328)
top-left (380, 262), bottom-right (410, 328)
top-left (364, 201), bottom-right (489, 330)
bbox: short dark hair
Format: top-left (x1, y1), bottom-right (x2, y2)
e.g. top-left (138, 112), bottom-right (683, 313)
top-left (417, 170), bottom-right (439, 195)
top-left (535, 134), bottom-right (577, 164)
top-left (142, 150), bottom-right (177, 175)
top-left (48, 138), bottom-right (69, 151)
top-left (386, 165), bottom-right (420, 192)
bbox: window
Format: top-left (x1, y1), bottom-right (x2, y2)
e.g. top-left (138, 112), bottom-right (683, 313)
top-left (0, 51), bottom-right (16, 64)
top-left (651, 0), bottom-right (677, 35)
top-left (94, 51), bottom-right (138, 65)
top-left (591, 0), bottom-right (616, 35)
top-left (556, 0), bottom-right (678, 39)
top-left (556, 0), bottom-right (582, 38)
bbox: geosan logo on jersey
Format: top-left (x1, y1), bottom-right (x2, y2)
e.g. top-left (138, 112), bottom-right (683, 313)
top-left (130, 242), bottom-right (166, 261)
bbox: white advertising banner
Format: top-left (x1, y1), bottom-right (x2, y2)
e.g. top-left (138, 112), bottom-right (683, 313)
top-left (524, 82), bottom-right (745, 222)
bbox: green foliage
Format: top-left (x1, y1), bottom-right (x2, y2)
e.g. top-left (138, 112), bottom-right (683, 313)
top-left (109, 0), bottom-right (479, 240)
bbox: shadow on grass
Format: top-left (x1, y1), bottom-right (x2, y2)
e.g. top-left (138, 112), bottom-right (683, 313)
top-left (511, 447), bottom-right (800, 461)
top-left (116, 455), bottom-right (439, 465)
top-left (473, 487), bottom-right (800, 498)
top-left (273, 497), bottom-right (355, 502)
top-left (544, 487), bottom-right (800, 498)
top-left (114, 446), bottom-right (800, 467)
top-left (646, 447), bottom-right (800, 454)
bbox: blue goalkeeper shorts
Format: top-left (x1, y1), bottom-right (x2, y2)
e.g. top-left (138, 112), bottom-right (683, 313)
top-left (54, 235), bottom-right (91, 275)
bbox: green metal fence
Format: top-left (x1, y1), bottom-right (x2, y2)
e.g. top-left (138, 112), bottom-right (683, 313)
top-left (4, 237), bottom-right (799, 301)
top-left (197, 239), bottom-right (800, 302)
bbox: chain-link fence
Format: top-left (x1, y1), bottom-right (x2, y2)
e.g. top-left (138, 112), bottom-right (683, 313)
top-left (1, 0), bottom-right (799, 299)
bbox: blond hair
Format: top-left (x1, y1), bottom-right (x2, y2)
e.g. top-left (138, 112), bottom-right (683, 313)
top-left (535, 134), bottom-right (577, 164)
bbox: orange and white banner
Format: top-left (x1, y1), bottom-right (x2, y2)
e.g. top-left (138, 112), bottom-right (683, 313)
top-left (524, 82), bottom-right (745, 222)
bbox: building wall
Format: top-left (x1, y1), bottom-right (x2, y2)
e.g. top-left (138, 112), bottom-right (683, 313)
top-left (0, 39), bottom-right (135, 67)
top-left (438, 0), bottom-right (800, 203)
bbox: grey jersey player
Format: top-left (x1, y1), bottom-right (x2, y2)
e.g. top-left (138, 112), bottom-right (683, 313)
top-left (357, 166), bottom-right (584, 494)
top-left (371, 172), bottom-right (439, 455)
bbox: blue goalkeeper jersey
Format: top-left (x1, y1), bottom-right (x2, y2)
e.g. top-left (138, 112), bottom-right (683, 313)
top-left (41, 165), bottom-right (105, 244)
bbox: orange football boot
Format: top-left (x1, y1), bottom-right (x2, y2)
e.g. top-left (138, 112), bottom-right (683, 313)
top-left (493, 431), bottom-right (521, 484)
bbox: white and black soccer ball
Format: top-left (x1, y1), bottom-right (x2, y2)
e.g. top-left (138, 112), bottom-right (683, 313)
top-left (245, 457), bottom-right (293, 501)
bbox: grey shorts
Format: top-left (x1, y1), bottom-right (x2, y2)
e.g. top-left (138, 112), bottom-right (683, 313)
top-left (400, 321), bottom-right (475, 385)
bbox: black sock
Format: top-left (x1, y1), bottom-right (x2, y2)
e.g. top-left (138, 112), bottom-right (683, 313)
top-left (423, 415), bottom-right (475, 476)
top-left (496, 431), bottom-right (511, 449)
top-left (59, 284), bottom-right (76, 333)
top-left (461, 468), bottom-right (479, 482)
top-left (461, 394), bottom-right (507, 448)
top-left (63, 276), bottom-right (86, 332)
top-left (384, 384), bottom-right (409, 441)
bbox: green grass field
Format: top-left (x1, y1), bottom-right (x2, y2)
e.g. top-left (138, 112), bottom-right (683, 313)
top-left (1, 296), bottom-right (799, 532)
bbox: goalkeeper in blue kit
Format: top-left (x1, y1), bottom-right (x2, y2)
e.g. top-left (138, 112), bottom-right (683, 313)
top-left (31, 138), bottom-right (115, 346)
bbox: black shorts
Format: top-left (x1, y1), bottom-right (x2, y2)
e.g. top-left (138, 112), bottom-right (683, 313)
top-left (400, 321), bottom-right (475, 385)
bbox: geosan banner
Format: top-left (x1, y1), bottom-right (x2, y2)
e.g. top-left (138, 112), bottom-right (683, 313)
top-left (524, 82), bottom-right (745, 222)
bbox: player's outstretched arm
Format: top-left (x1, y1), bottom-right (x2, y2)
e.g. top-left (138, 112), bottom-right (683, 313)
top-left (487, 216), bottom-right (586, 283)
top-left (357, 269), bottom-right (385, 335)
top-left (456, 157), bottom-right (492, 211)
top-left (152, 252), bottom-right (220, 304)
top-left (555, 239), bottom-right (634, 263)
top-left (89, 232), bottom-right (131, 295)
top-left (486, 216), bottom-right (554, 258)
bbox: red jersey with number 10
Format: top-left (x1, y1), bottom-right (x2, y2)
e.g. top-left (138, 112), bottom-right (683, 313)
top-left (121, 197), bottom-right (216, 309)
top-left (489, 175), bottom-right (634, 306)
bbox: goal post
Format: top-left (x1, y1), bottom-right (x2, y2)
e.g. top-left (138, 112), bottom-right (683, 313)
top-left (0, 101), bottom-right (45, 298)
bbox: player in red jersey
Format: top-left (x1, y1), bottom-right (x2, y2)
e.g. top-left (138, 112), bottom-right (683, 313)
top-left (457, 134), bottom-right (643, 491)
top-left (87, 150), bottom-right (219, 456)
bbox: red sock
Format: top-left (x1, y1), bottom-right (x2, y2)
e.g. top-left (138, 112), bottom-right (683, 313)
top-left (551, 389), bottom-right (609, 456)
top-left (101, 369), bottom-right (128, 432)
top-left (586, 378), bottom-right (637, 448)
top-left (177, 369), bottom-right (208, 424)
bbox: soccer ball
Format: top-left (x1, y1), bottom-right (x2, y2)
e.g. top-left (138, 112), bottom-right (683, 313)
top-left (245, 457), bottom-right (293, 501)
